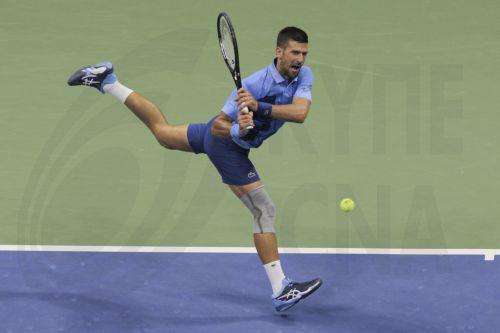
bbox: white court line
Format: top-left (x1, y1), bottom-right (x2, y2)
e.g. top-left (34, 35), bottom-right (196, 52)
top-left (0, 245), bottom-right (497, 261)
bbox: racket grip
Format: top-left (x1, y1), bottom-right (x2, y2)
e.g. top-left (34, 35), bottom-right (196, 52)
top-left (241, 106), bottom-right (254, 130)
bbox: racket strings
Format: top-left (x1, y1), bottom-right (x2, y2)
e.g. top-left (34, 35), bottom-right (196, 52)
top-left (219, 19), bottom-right (236, 70)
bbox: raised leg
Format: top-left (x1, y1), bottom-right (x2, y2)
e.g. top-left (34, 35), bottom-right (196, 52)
top-left (67, 62), bottom-right (192, 152)
top-left (124, 92), bottom-right (192, 152)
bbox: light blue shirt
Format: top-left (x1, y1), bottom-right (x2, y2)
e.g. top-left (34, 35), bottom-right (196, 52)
top-left (221, 59), bottom-right (313, 149)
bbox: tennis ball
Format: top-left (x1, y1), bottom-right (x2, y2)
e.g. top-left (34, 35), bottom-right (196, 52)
top-left (340, 198), bottom-right (355, 212)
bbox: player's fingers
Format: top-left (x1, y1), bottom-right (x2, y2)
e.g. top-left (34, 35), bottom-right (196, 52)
top-left (240, 93), bottom-right (252, 101)
top-left (240, 120), bottom-right (254, 129)
top-left (240, 96), bottom-right (254, 107)
top-left (243, 96), bottom-right (253, 104)
top-left (237, 90), bottom-right (248, 95)
top-left (238, 104), bottom-right (252, 111)
top-left (235, 95), bottom-right (248, 103)
top-left (236, 96), bottom-right (248, 104)
top-left (239, 114), bottom-right (251, 122)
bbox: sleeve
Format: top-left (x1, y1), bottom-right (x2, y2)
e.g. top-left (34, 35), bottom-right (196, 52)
top-left (293, 66), bottom-right (313, 101)
top-left (221, 70), bottom-right (265, 120)
top-left (221, 88), bottom-right (239, 120)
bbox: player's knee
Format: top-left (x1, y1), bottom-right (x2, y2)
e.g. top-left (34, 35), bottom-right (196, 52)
top-left (158, 138), bottom-right (175, 150)
top-left (154, 126), bottom-right (176, 150)
top-left (240, 186), bottom-right (276, 233)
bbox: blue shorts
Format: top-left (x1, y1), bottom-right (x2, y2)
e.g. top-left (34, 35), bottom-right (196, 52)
top-left (187, 118), bottom-right (260, 186)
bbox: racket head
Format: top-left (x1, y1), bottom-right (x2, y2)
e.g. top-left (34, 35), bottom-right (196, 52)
top-left (217, 12), bottom-right (242, 88)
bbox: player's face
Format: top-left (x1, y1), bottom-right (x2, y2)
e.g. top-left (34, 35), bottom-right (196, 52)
top-left (276, 40), bottom-right (309, 80)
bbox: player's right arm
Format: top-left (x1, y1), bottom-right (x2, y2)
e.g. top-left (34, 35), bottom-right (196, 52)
top-left (211, 112), bottom-right (234, 138)
top-left (213, 69), bottom-right (264, 138)
top-left (211, 111), bottom-right (254, 138)
top-left (211, 111), bottom-right (255, 138)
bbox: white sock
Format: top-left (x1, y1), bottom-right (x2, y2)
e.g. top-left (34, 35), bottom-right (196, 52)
top-left (264, 260), bottom-right (286, 295)
top-left (103, 81), bottom-right (134, 103)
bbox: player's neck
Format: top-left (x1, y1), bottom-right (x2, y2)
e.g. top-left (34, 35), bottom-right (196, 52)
top-left (275, 59), bottom-right (292, 81)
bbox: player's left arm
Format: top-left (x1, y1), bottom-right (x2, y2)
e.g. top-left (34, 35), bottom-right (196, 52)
top-left (263, 98), bottom-right (311, 123)
top-left (236, 91), bottom-right (310, 123)
top-left (236, 67), bottom-right (313, 124)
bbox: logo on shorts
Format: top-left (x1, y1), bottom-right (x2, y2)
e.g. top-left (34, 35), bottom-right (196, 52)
top-left (248, 171), bottom-right (256, 178)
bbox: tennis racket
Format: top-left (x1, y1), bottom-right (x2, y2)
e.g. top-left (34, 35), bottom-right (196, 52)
top-left (217, 12), bottom-right (253, 130)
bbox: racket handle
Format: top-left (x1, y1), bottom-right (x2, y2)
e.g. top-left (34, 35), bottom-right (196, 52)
top-left (241, 106), bottom-right (254, 130)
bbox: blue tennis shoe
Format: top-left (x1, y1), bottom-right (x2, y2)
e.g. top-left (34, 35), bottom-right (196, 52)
top-left (273, 277), bottom-right (322, 312)
top-left (67, 62), bottom-right (116, 93)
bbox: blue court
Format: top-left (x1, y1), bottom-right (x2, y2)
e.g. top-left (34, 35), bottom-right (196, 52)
top-left (1, 251), bottom-right (498, 332)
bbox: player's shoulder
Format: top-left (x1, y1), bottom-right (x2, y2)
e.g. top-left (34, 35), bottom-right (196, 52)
top-left (242, 66), bottom-right (269, 91)
top-left (245, 66), bottom-right (269, 82)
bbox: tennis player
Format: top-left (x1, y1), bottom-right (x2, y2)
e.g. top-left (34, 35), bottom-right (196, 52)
top-left (67, 27), bottom-right (321, 312)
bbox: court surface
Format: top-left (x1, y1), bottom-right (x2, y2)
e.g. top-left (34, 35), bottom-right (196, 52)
top-left (1, 250), bottom-right (499, 333)
top-left (1, 0), bottom-right (499, 332)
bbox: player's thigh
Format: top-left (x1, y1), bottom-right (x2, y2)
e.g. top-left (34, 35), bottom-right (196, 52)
top-left (228, 180), bottom-right (263, 198)
top-left (203, 125), bottom-right (262, 192)
top-left (157, 124), bottom-right (193, 152)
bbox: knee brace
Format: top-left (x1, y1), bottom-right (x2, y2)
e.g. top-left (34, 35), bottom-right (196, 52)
top-left (240, 186), bottom-right (276, 233)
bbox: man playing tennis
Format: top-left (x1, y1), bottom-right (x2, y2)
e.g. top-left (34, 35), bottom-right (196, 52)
top-left (67, 26), bottom-right (321, 312)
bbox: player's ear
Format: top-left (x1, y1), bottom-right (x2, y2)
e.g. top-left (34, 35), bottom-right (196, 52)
top-left (276, 46), bottom-right (283, 58)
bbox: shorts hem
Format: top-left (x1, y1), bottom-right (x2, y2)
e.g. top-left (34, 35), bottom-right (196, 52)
top-left (222, 177), bottom-right (261, 186)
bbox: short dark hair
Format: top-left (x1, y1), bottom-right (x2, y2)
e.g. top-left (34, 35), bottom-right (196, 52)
top-left (276, 27), bottom-right (308, 48)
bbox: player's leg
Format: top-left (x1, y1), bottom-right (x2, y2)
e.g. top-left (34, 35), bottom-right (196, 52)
top-left (203, 134), bottom-right (286, 294)
top-left (124, 92), bottom-right (192, 152)
top-left (230, 181), bottom-right (322, 312)
top-left (67, 62), bottom-right (192, 152)
top-left (228, 181), bottom-right (280, 265)
top-left (204, 132), bottom-right (322, 311)
top-left (229, 181), bottom-right (284, 292)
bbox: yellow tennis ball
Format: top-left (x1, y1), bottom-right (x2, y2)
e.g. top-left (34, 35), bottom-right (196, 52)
top-left (340, 198), bottom-right (355, 212)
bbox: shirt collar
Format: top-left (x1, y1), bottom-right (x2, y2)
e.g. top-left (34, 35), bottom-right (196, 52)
top-left (269, 58), bottom-right (299, 84)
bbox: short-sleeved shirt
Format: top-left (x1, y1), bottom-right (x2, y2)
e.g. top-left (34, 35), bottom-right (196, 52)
top-left (221, 59), bottom-right (313, 149)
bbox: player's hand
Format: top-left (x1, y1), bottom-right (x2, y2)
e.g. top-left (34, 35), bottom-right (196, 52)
top-left (237, 108), bottom-right (254, 132)
top-left (235, 88), bottom-right (258, 112)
